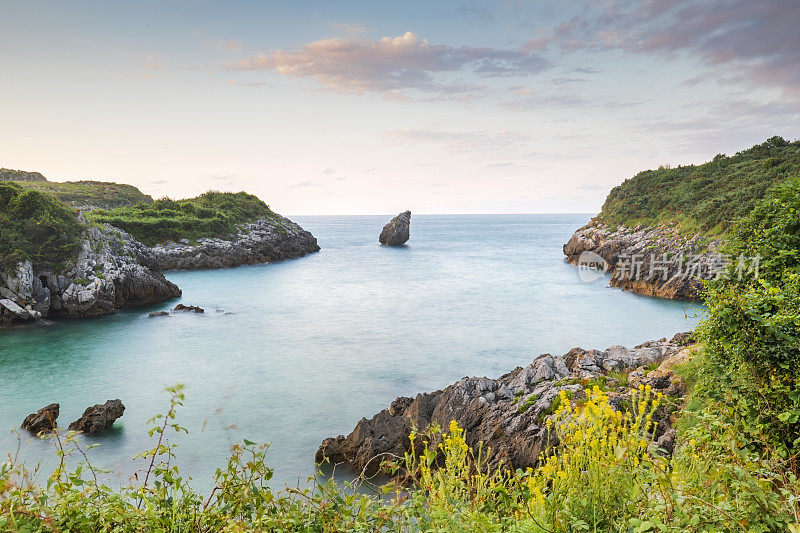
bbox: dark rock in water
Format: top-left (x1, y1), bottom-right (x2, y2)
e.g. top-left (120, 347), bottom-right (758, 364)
top-left (68, 399), bottom-right (125, 434)
top-left (379, 211), bottom-right (411, 246)
top-left (317, 337), bottom-right (695, 476)
top-left (174, 304), bottom-right (204, 313)
top-left (21, 403), bottom-right (60, 434)
top-left (148, 310), bottom-right (170, 317)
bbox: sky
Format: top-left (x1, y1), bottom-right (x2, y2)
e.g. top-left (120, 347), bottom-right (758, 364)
top-left (1, 0), bottom-right (799, 215)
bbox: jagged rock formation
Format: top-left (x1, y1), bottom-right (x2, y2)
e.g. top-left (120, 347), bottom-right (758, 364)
top-left (21, 403), bottom-right (60, 434)
top-left (317, 333), bottom-right (694, 476)
top-left (68, 400), bottom-right (125, 434)
top-left (1, 216), bottom-right (319, 326)
top-left (379, 211), bottom-right (411, 246)
top-left (146, 217), bottom-right (320, 270)
top-left (174, 304), bottom-right (203, 313)
top-left (563, 219), bottom-right (724, 300)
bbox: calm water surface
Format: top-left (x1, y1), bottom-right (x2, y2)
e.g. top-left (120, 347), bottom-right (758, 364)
top-left (0, 214), bottom-right (701, 488)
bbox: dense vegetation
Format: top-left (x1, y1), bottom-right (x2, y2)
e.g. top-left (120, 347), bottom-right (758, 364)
top-left (599, 136), bottom-right (800, 234)
top-left (17, 180), bottom-right (154, 209)
top-left (0, 182), bottom-right (83, 271)
top-left (87, 191), bottom-right (278, 245)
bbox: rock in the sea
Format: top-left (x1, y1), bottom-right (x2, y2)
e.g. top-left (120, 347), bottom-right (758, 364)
top-left (21, 403), bottom-right (60, 434)
top-left (317, 338), bottom-right (694, 476)
top-left (174, 304), bottom-right (204, 313)
top-left (68, 399), bottom-right (125, 434)
top-left (379, 211), bottom-right (411, 246)
top-left (148, 310), bottom-right (170, 317)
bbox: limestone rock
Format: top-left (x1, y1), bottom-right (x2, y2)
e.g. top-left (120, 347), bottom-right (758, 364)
top-left (68, 399), bottom-right (125, 434)
top-left (148, 311), bottom-right (170, 318)
top-left (21, 403), bottom-right (59, 434)
top-left (379, 211), bottom-right (411, 246)
top-left (317, 336), bottom-right (688, 476)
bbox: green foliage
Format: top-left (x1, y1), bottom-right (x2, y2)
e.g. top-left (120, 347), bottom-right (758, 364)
top-left (1, 387), bottom-right (797, 532)
top-left (699, 177), bottom-right (800, 461)
top-left (600, 136), bottom-right (800, 234)
top-left (0, 168), bottom-right (46, 181)
top-left (87, 191), bottom-right (278, 245)
top-left (16, 180), bottom-right (153, 209)
top-left (0, 181), bottom-right (83, 271)
top-left (517, 393), bottom-right (540, 413)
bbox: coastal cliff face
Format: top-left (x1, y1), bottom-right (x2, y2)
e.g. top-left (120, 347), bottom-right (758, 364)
top-left (317, 333), bottom-right (693, 476)
top-left (146, 216), bottom-right (319, 270)
top-left (0, 216), bottom-right (319, 326)
top-left (563, 219), bottom-right (722, 301)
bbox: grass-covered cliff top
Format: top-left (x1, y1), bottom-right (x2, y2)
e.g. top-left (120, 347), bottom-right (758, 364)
top-left (0, 168), bottom-right (47, 181)
top-left (87, 191), bottom-right (279, 245)
top-left (598, 136), bottom-right (800, 235)
top-left (0, 181), bottom-right (83, 271)
top-left (16, 180), bottom-right (154, 209)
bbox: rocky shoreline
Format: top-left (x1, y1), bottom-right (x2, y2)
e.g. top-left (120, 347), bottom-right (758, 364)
top-left (0, 216), bottom-right (319, 326)
top-left (316, 332), bottom-right (694, 476)
top-left (563, 219), bottom-right (722, 300)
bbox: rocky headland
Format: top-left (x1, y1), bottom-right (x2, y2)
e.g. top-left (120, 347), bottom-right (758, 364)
top-left (563, 219), bottom-right (722, 301)
top-left (317, 332), bottom-right (694, 476)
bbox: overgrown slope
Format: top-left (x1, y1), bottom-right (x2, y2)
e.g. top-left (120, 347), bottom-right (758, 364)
top-left (599, 136), bottom-right (800, 234)
top-left (87, 191), bottom-right (279, 245)
top-left (0, 182), bottom-right (84, 270)
top-left (17, 180), bottom-right (153, 209)
top-left (0, 168), bottom-right (46, 182)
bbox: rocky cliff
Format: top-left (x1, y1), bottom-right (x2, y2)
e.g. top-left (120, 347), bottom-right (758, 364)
top-left (1, 215), bottom-right (320, 326)
top-left (563, 219), bottom-right (724, 301)
top-left (317, 333), bottom-right (693, 476)
top-left (146, 215), bottom-right (319, 270)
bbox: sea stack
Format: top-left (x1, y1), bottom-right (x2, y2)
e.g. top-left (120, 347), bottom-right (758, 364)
top-left (379, 210), bottom-right (411, 246)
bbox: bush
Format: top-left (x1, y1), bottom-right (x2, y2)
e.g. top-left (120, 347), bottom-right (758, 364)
top-left (699, 177), bottom-right (800, 461)
top-left (0, 182), bottom-right (83, 271)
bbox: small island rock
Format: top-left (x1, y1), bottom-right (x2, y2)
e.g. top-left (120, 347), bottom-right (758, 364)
top-left (21, 403), bottom-right (60, 434)
top-left (68, 399), bottom-right (125, 434)
top-left (379, 211), bottom-right (411, 246)
top-left (148, 310), bottom-right (170, 318)
top-left (174, 304), bottom-right (204, 313)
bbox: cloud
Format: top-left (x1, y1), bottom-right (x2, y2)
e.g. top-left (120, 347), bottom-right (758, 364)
top-left (225, 80), bottom-right (271, 87)
top-left (322, 167), bottom-right (335, 174)
top-left (208, 39), bottom-right (245, 52)
top-left (332, 176), bottom-right (347, 181)
top-left (232, 31), bottom-right (549, 96)
top-left (385, 128), bottom-right (529, 153)
top-left (545, 0), bottom-right (800, 97)
top-left (287, 180), bottom-right (323, 188)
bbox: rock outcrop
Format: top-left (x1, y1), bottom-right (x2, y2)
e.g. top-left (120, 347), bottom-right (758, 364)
top-left (317, 333), bottom-right (694, 476)
top-left (174, 304), bottom-right (203, 313)
top-left (145, 216), bottom-right (320, 270)
top-left (1, 215), bottom-right (320, 326)
top-left (563, 219), bottom-right (724, 300)
top-left (379, 211), bottom-right (411, 246)
top-left (21, 403), bottom-right (60, 434)
top-left (68, 400), bottom-right (125, 434)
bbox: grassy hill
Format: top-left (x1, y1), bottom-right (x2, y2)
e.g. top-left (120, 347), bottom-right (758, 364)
top-left (0, 168), bottom-right (46, 182)
top-left (16, 180), bottom-right (153, 209)
top-left (87, 191), bottom-right (279, 245)
top-left (598, 136), bottom-right (800, 235)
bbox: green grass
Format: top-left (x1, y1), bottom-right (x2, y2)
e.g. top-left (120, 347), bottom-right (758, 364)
top-left (15, 180), bottom-right (153, 209)
top-left (0, 182), bottom-right (84, 271)
top-left (86, 191), bottom-right (278, 245)
top-left (0, 168), bottom-right (46, 181)
top-left (599, 136), bottom-right (800, 235)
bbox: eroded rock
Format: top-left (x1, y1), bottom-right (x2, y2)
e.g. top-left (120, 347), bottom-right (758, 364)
top-left (379, 211), bottom-right (411, 246)
top-left (68, 399), bottom-right (125, 434)
top-left (21, 403), bottom-right (59, 434)
top-left (174, 304), bottom-right (204, 313)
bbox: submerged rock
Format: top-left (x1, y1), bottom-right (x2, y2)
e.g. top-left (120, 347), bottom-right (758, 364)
top-left (21, 403), bottom-right (60, 434)
top-left (317, 338), bottom-right (693, 476)
top-left (174, 304), bottom-right (204, 313)
top-left (68, 399), bottom-right (125, 434)
top-left (379, 211), bottom-right (411, 246)
top-left (148, 310), bottom-right (170, 318)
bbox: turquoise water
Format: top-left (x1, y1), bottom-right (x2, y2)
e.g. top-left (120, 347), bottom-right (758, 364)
top-left (0, 214), bottom-right (701, 488)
